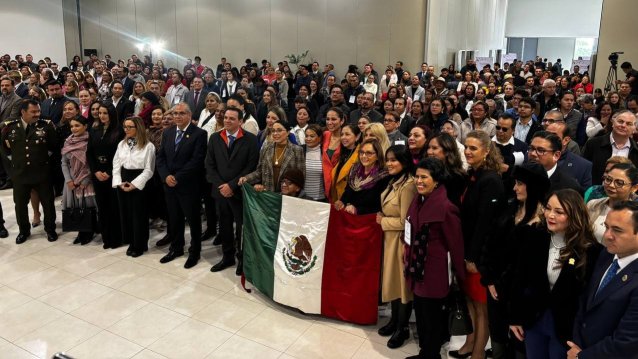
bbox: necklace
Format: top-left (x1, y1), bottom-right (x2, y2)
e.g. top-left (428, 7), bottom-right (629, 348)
top-left (274, 144), bottom-right (287, 165)
top-left (550, 234), bottom-right (566, 249)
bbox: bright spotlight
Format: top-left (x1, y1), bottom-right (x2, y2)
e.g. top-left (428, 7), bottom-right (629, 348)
top-left (136, 43), bottom-right (145, 51)
top-left (151, 40), bottom-right (165, 53)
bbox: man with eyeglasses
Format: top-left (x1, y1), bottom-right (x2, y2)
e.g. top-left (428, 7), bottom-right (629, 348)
top-left (583, 110), bottom-right (638, 185)
top-left (513, 97), bottom-right (542, 145)
top-left (546, 122), bottom-right (592, 189)
top-left (542, 110), bottom-right (582, 155)
top-left (493, 113), bottom-right (527, 198)
top-left (527, 131), bottom-right (582, 194)
top-left (349, 92), bottom-right (383, 125)
top-left (383, 111), bottom-right (407, 145)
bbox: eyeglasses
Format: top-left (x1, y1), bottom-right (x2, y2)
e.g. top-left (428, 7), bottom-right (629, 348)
top-left (358, 150), bottom-right (377, 157)
top-left (122, 125), bottom-right (136, 130)
top-left (542, 118), bottom-right (565, 125)
top-left (495, 126), bottom-right (510, 132)
top-left (281, 179), bottom-right (295, 186)
top-left (602, 175), bottom-right (630, 188)
top-left (528, 145), bottom-right (552, 156)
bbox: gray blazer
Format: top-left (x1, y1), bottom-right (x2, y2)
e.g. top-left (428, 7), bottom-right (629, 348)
top-left (245, 141), bottom-right (305, 192)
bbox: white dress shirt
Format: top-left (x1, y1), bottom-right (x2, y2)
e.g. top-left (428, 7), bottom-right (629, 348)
top-left (112, 140), bottom-right (156, 190)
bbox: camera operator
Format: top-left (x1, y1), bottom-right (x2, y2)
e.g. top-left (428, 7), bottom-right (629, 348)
top-left (619, 62), bottom-right (638, 96)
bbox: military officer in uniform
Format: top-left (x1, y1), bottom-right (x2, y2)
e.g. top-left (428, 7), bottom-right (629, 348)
top-left (0, 99), bottom-right (59, 243)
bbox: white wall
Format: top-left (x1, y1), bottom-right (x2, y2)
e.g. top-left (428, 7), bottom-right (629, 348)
top-left (63, 0), bottom-right (427, 77)
top-left (425, 0), bottom-right (508, 71)
top-left (0, 0), bottom-right (67, 65)
top-left (537, 38), bottom-right (576, 70)
top-left (506, 0), bottom-right (602, 38)
top-left (594, 0), bottom-right (638, 88)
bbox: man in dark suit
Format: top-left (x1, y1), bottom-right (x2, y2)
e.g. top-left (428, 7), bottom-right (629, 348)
top-left (205, 106), bottom-right (258, 275)
top-left (348, 92), bottom-right (383, 125)
top-left (493, 114), bottom-right (527, 199)
top-left (40, 81), bottom-right (69, 124)
top-left (569, 201), bottom-right (638, 359)
top-left (583, 110), bottom-right (638, 185)
top-left (182, 76), bottom-right (208, 121)
top-left (528, 131), bottom-right (582, 194)
top-left (0, 76), bottom-right (24, 189)
top-left (156, 102), bottom-right (208, 269)
top-left (106, 81), bottom-right (134, 123)
top-left (547, 122), bottom-right (593, 189)
top-left (394, 97), bottom-right (415, 136)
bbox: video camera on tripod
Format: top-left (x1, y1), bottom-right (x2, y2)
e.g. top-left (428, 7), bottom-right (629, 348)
top-left (609, 51), bottom-right (624, 67)
top-left (605, 51), bottom-right (624, 92)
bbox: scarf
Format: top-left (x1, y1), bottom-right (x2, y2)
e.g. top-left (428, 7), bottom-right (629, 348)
top-left (347, 163), bottom-right (389, 191)
top-left (61, 132), bottom-right (94, 198)
top-left (138, 105), bottom-right (154, 127)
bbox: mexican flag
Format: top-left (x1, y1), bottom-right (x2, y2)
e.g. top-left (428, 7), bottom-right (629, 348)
top-left (242, 184), bottom-right (383, 325)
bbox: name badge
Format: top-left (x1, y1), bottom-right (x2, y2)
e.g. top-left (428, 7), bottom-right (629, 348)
top-left (404, 217), bottom-right (411, 245)
top-left (395, 140), bottom-right (405, 146)
top-left (349, 95), bottom-right (356, 104)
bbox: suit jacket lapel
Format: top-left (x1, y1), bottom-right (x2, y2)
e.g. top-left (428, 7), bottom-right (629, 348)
top-left (589, 255), bottom-right (638, 309)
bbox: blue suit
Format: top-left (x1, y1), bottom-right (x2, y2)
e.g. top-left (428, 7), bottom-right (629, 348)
top-left (573, 250), bottom-right (638, 358)
top-left (558, 149), bottom-right (593, 189)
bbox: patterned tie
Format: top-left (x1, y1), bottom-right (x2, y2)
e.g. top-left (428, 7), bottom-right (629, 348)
top-left (228, 135), bottom-right (235, 148)
top-left (596, 259), bottom-right (620, 297)
top-left (194, 91), bottom-right (200, 106)
top-left (175, 129), bottom-right (184, 149)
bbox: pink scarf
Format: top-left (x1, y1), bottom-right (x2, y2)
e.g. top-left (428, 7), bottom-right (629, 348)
top-left (61, 132), bottom-right (95, 198)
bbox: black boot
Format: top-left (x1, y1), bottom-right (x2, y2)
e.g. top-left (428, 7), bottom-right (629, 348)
top-left (387, 301), bottom-right (412, 349)
top-left (378, 300), bottom-right (399, 336)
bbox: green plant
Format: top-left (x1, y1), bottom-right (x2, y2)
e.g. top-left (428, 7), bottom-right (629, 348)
top-left (284, 50), bottom-right (310, 69)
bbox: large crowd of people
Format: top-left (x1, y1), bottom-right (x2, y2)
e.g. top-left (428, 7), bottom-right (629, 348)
top-left (1, 52), bottom-right (638, 359)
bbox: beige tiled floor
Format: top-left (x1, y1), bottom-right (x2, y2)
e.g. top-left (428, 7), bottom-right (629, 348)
top-left (0, 188), bottom-right (467, 358)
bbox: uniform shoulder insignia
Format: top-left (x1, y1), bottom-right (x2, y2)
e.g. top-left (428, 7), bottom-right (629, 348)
top-left (38, 119), bottom-right (53, 125)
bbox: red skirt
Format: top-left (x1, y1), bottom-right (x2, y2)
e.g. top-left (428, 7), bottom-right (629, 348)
top-left (462, 271), bottom-right (487, 303)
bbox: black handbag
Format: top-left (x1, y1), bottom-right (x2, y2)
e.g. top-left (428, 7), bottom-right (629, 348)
top-left (447, 277), bottom-right (474, 336)
top-left (62, 189), bottom-right (97, 233)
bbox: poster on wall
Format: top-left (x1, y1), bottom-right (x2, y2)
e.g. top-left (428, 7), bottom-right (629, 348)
top-left (571, 59), bottom-right (591, 74)
top-left (475, 57), bottom-right (494, 71)
top-left (502, 53), bottom-right (518, 65)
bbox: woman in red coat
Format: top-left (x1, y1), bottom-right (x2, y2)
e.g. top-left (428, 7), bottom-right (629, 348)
top-left (405, 157), bottom-right (466, 359)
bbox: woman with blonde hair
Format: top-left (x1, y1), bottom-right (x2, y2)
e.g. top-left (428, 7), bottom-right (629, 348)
top-left (363, 123), bottom-right (391, 153)
top-left (112, 116), bottom-right (155, 257)
top-left (130, 81), bottom-right (147, 115)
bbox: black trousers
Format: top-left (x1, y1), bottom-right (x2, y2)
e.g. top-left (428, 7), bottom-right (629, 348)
top-left (94, 178), bottom-right (122, 247)
top-left (165, 189), bottom-right (201, 256)
top-left (117, 168), bottom-right (148, 252)
top-left (488, 293), bottom-right (526, 359)
top-left (148, 172), bottom-right (167, 220)
top-left (216, 196), bottom-right (243, 259)
top-left (202, 184), bottom-right (217, 233)
top-left (13, 180), bottom-right (56, 234)
top-left (413, 295), bottom-right (447, 359)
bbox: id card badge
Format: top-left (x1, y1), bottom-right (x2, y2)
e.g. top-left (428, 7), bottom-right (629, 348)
top-left (404, 217), bottom-right (411, 245)
top-left (395, 140), bottom-right (405, 146)
top-left (349, 95), bottom-right (356, 104)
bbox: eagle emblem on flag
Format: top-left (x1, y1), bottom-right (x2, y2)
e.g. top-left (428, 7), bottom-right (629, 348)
top-left (282, 235), bottom-right (317, 275)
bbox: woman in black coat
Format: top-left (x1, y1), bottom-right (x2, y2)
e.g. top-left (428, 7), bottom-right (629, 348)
top-left (509, 189), bottom-right (602, 359)
top-left (87, 103), bottom-right (124, 248)
top-left (480, 162), bottom-right (550, 358)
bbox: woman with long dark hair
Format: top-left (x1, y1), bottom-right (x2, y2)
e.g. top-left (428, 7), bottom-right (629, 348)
top-left (62, 116), bottom-right (97, 245)
top-left (426, 132), bottom-right (467, 207)
top-left (421, 98), bottom-right (448, 131)
top-left (585, 101), bottom-right (614, 138)
top-left (330, 123), bottom-right (361, 202)
top-left (87, 103), bottom-right (124, 248)
top-left (407, 125), bottom-right (430, 164)
top-left (481, 163), bottom-right (550, 358)
top-left (509, 189), bottom-right (602, 359)
top-left (376, 145), bottom-right (417, 349)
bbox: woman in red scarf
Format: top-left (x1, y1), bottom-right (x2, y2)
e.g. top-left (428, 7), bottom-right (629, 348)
top-left (61, 116), bottom-right (97, 245)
